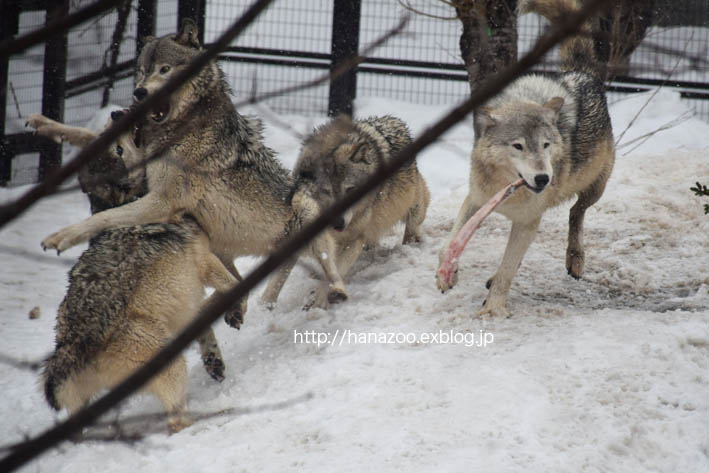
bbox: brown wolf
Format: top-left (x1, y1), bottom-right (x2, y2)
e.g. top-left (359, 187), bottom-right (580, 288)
top-left (43, 216), bottom-right (237, 434)
top-left (262, 115), bottom-right (430, 309)
top-left (28, 110), bottom-right (228, 381)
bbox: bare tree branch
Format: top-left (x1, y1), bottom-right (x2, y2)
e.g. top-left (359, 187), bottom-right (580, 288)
top-left (0, 0), bottom-right (611, 470)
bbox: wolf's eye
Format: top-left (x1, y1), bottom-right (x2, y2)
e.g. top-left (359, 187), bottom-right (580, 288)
top-left (160, 65), bottom-right (171, 74)
top-left (115, 145), bottom-right (124, 156)
top-left (345, 185), bottom-right (356, 194)
top-left (543, 142), bottom-right (550, 149)
top-left (299, 170), bottom-right (314, 180)
top-left (512, 143), bottom-right (523, 151)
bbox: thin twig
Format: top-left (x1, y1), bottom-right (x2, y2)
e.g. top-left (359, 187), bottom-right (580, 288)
top-left (0, 353), bottom-right (46, 372)
top-left (615, 31), bottom-right (694, 146)
top-left (0, 1), bottom-right (610, 471)
top-left (618, 110), bottom-right (693, 156)
top-left (9, 82), bottom-right (22, 119)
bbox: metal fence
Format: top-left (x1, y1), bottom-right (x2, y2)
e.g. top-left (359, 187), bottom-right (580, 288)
top-left (2, 0), bottom-right (709, 187)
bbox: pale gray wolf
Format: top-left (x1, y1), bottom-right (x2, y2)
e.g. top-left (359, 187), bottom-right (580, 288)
top-left (437, 0), bottom-right (615, 317)
top-left (262, 115), bottom-right (430, 309)
top-left (26, 109), bottom-right (147, 214)
top-left (40, 20), bottom-right (294, 328)
top-left (28, 110), bottom-right (227, 382)
top-left (43, 216), bottom-right (238, 434)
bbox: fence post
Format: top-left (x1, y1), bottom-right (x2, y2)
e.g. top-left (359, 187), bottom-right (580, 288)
top-left (136, 0), bottom-right (157, 56)
top-left (178, 0), bottom-right (206, 45)
top-left (38, 0), bottom-right (69, 182)
top-left (328, 0), bottom-right (361, 116)
top-left (0, 0), bottom-right (19, 185)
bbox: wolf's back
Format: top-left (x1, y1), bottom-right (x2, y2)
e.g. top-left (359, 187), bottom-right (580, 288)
top-left (520, 0), bottom-right (599, 76)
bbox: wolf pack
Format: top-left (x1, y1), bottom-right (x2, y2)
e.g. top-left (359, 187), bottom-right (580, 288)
top-left (29, 0), bottom-right (615, 433)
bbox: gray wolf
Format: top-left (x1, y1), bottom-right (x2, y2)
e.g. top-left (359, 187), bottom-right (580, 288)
top-left (436, 0), bottom-right (615, 317)
top-left (262, 115), bottom-right (430, 309)
top-left (28, 110), bottom-right (227, 382)
top-left (26, 109), bottom-right (147, 214)
top-left (43, 216), bottom-right (238, 434)
top-left (40, 20), bottom-right (294, 327)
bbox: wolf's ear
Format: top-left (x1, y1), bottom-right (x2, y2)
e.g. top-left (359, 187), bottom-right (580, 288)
top-left (543, 97), bottom-right (565, 114)
top-left (176, 19), bottom-right (200, 49)
top-left (475, 107), bottom-right (497, 133)
top-left (345, 142), bottom-right (370, 164)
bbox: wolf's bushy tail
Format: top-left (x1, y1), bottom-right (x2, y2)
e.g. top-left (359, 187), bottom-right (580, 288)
top-left (519, 0), bottom-right (599, 76)
top-left (43, 342), bottom-right (82, 410)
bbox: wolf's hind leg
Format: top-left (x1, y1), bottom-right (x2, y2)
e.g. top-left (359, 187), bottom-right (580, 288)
top-left (567, 174), bottom-right (609, 279)
top-left (218, 257), bottom-right (248, 329)
top-left (403, 181), bottom-right (430, 245)
top-left (146, 354), bottom-right (191, 434)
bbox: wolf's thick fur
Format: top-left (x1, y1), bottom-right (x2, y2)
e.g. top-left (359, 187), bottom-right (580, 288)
top-left (262, 115), bottom-right (430, 308)
top-left (43, 216), bottom-right (237, 433)
top-left (40, 20), bottom-right (294, 326)
top-left (29, 111), bottom-right (227, 381)
top-left (437, 0), bottom-right (615, 317)
top-left (26, 110), bottom-right (147, 214)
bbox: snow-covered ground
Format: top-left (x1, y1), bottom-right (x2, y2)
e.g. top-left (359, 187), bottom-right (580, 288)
top-left (1, 89), bottom-right (708, 472)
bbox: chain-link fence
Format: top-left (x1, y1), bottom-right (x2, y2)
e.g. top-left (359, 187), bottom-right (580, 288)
top-left (3, 0), bottom-right (709, 186)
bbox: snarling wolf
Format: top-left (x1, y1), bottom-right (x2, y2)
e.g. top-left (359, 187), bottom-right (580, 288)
top-left (437, 0), bottom-right (615, 317)
top-left (26, 110), bottom-right (146, 214)
top-left (43, 216), bottom-right (238, 434)
top-left (40, 20), bottom-right (294, 327)
top-left (262, 115), bottom-right (430, 309)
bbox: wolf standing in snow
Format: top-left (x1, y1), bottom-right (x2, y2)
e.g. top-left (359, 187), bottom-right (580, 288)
top-left (437, 0), bottom-right (615, 316)
top-left (262, 115), bottom-right (430, 309)
top-left (43, 216), bottom-right (238, 434)
top-left (28, 110), bottom-right (228, 382)
top-left (40, 20), bottom-right (295, 327)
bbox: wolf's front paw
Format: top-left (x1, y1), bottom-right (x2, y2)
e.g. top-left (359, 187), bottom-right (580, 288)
top-left (167, 415), bottom-right (192, 435)
top-left (202, 352), bottom-right (225, 382)
top-left (26, 114), bottom-right (63, 143)
top-left (41, 226), bottom-right (85, 253)
top-left (327, 285), bottom-right (348, 305)
top-left (436, 263), bottom-right (458, 293)
top-left (303, 288), bottom-right (329, 311)
top-left (478, 299), bottom-right (510, 318)
top-left (224, 300), bottom-right (246, 329)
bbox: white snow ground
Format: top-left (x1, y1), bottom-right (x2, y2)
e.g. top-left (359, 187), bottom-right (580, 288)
top-left (1, 89), bottom-right (708, 472)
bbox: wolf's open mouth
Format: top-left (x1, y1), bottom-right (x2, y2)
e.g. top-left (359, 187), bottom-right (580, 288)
top-left (150, 101), bottom-right (170, 123)
top-left (519, 174), bottom-right (545, 194)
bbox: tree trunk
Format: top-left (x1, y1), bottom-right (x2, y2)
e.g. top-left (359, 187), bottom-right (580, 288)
top-left (454, 0), bottom-right (518, 94)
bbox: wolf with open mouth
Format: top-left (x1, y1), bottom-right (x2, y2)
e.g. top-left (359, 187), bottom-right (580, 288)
top-left (40, 19), bottom-right (296, 329)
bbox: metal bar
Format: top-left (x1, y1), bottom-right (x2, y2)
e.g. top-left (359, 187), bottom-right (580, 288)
top-left (0, 0), bottom-right (20, 185)
top-left (328, 0), bottom-right (360, 116)
top-left (136, 0), bottom-right (156, 55)
top-left (38, 0), bottom-right (68, 182)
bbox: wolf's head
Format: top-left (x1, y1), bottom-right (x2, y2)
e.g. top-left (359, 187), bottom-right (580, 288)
top-left (475, 97), bottom-right (564, 193)
top-left (293, 116), bottom-right (377, 232)
top-left (133, 19), bottom-right (222, 125)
